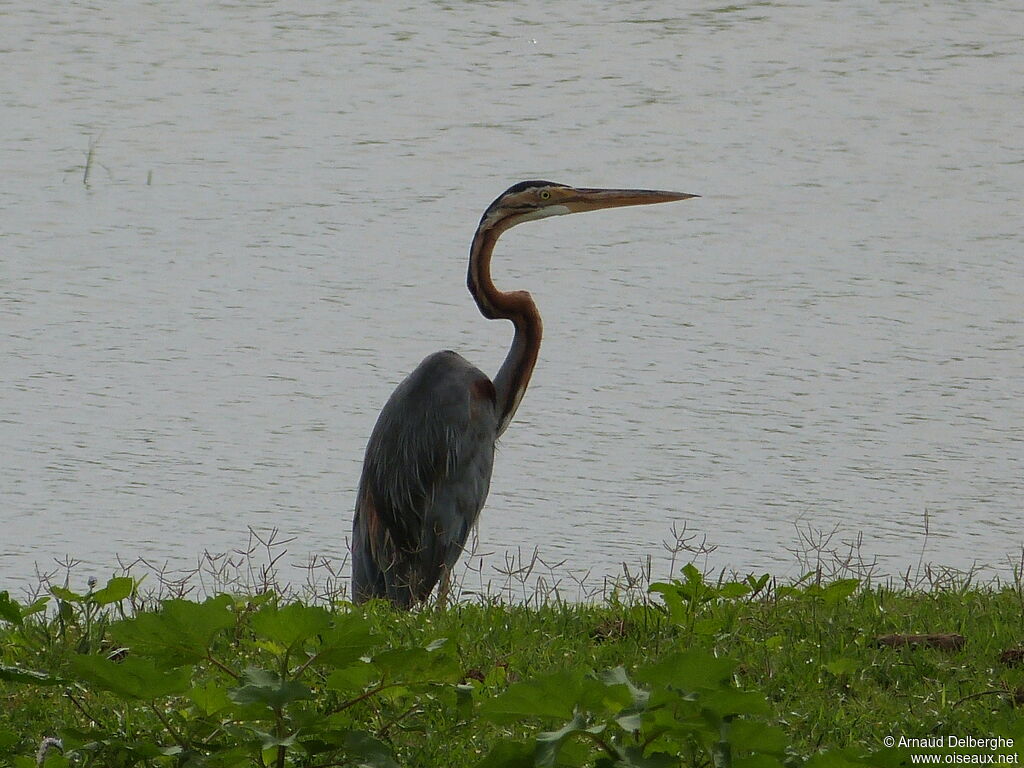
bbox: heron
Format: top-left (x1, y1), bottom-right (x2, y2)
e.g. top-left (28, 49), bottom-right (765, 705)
top-left (351, 180), bottom-right (697, 607)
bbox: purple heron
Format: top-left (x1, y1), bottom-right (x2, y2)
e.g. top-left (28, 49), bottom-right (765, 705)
top-left (351, 181), bottom-right (697, 606)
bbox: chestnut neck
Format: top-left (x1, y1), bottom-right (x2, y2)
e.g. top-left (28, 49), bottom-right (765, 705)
top-left (467, 222), bottom-right (543, 437)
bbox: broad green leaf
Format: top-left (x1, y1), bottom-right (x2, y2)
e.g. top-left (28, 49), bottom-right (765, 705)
top-left (250, 602), bottom-right (331, 649)
top-left (0, 592), bottom-right (22, 625)
top-left (456, 683), bottom-right (474, 721)
top-left (636, 650), bottom-right (737, 692)
top-left (733, 755), bottom-right (788, 768)
top-left (823, 656), bottom-right (859, 677)
top-left (644, 690), bottom-right (704, 733)
top-left (694, 616), bottom-right (726, 636)
top-left (314, 612), bottom-right (376, 668)
top-left (804, 748), bottom-right (880, 767)
top-left (50, 586), bottom-right (84, 603)
top-left (480, 669), bottom-right (585, 723)
top-left (728, 719), bottom-right (788, 755)
top-left (325, 661), bottom-right (379, 694)
top-left (681, 563), bottom-right (704, 586)
top-left (474, 739), bottom-right (535, 768)
top-left (0, 664), bottom-right (63, 686)
top-left (22, 596), bottom-right (50, 618)
top-left (108, 594), bottom-right (234, 666)
top-left (536, 713), bottom-right (604, 768)
top-left (189, 681), bottom-right (232, 715)
top-left (615, 710), bottom-right (644, 733)
top-left (648, 583), bottom-right (686, 623)
top-left (339, 731), bottom-right (401, 768)
top-left (68, 654), bottom-right (191, 699)
top-left (821, 579), bottom-right (860, 606)
top-left (256, 730), bottom-right (297, 749)
top-left (746, 573), bottom-right (771, 593)
top-left (0, 728), bottom-right (18, 750)
top-left (57, 601), bottom-right (74, 623)
top-left (229, 667), bottom-right (312, 710)
top-left (596, 666), bottom-right (648, 710)
top-left (89, 577), bottom-right (135, 605)
top-left (717, 582), bottom-right (752, 600)
top-left (371, 640), bottom-right (459, 682)
top-left (615, 746), bottom-right (683, 768)
top-left (701, 688), bottom-right (771, 718)
top-left (425, 637), bottom-right (448, 652)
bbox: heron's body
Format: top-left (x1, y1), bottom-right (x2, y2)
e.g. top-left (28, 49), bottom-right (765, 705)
top-left (351, 181), bottom-right (695, 607)
top-left (352, 351), bottom-right (496, 606)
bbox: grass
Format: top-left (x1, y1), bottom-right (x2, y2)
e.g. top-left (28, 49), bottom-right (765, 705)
top-left (1, 533), bottom-right (1023, 767)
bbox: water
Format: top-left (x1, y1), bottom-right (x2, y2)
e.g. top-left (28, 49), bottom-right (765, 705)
top-left (2, 1), bottom-right (1022, 595)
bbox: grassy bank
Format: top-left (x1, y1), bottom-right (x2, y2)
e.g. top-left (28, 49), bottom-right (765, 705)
top-left (1, 565), bottom-right (1023, 767)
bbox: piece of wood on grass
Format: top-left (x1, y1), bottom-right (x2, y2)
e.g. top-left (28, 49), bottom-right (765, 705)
top-left (873, 633), bottom-right (966, 651)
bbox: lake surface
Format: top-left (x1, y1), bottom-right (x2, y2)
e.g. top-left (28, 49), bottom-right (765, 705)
top-left (3, 1), bottom-right (1022, 597)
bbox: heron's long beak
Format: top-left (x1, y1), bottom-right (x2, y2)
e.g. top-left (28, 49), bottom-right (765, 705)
top-left (565, 187), bottom-right (698, 213)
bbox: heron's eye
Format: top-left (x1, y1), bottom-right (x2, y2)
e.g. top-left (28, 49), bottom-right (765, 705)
top-left (539, 189), bottom-right (551, 200)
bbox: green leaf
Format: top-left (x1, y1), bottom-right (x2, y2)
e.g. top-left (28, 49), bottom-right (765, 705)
top-left (619, 746), bottom-right (685, 767)
top-left (425, 637), bottom-right (448, 652)
top-left (339, 731), bottom-right (401, 768)
top-left (456, 683), bottom-right (474, 721)
top-left (636, 650), bottom-right (737, 692)
top-left (681, 563), bottom-right (704, 586)
top-left (596, 666), bottom-right (649, 710)
top-left (648, 583), bottom-right (686, 623)
top-left (0, 728), bottom-right (19, 750)
top-left (50, 586), bottom-right (84, 603)
top-left (733, 756), bottom-right (788, 768)
top-left (702, 688), bottom-right (771, 718)
top-left (89, 577), bottom-right (135, 605)
top-left (694, 616), bottom-right (726, 636)
top-left (22, 596), bottom-right (50, 617)
top-left (69, 654), bottom-right (191, 699)
top-left (717, 582), bottom-right (753, 600)
top-left (371, 640), bottom-right (459, 682)
top-left (229, 667), bottom-right (312, 710)
top-left (728, 719), bottom-right (788, 755)
top-left (0, 664), bottom-right (63, 686)
top-left (746, 573), bottom-right (772, 593)
top-left (256, 730), bottom-right (297, 749)
top-left (325, 661), bottom-right (379, 694)
top-left (189, 681), bottom-right (232, 715)
top-left (615, 710), bottom-right (644, 733)
top-left (821, 579), bottom-right (860, 606)
top-left (108, 594), bottom-right (234, 666)
top-left (536, 713), bottom-right (604, 768)
top-left (474, 739), bottom-right (535, 768)
top-left (480, 669), bottom-right (585, 723)
top-left (250, 602), bottom-right (332, 649)
top-left (823, 656), bottom-right (859, 677)
top-left (0, 592), bottom-right (23, 625)
top-left (314, 612), bottom-right (376, 668)
top-left (804, 748), bottom-right (880, 767)
top-left (57, 601), bottom-right (74, 623)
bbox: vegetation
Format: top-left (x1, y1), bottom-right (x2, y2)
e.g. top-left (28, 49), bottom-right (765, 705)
top-left (1, 558), bottom-right (1023, 767)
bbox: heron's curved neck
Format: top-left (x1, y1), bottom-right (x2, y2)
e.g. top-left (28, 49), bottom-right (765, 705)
top-left (468, 223), bottom-right (542, 437)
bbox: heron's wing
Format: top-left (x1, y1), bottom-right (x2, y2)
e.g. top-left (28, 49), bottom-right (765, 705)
top-left (354, 351), bottom-right (498, 602)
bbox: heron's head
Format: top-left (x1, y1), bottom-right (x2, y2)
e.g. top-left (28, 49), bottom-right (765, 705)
top-left (478, 180), bottom-right (698, 235)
